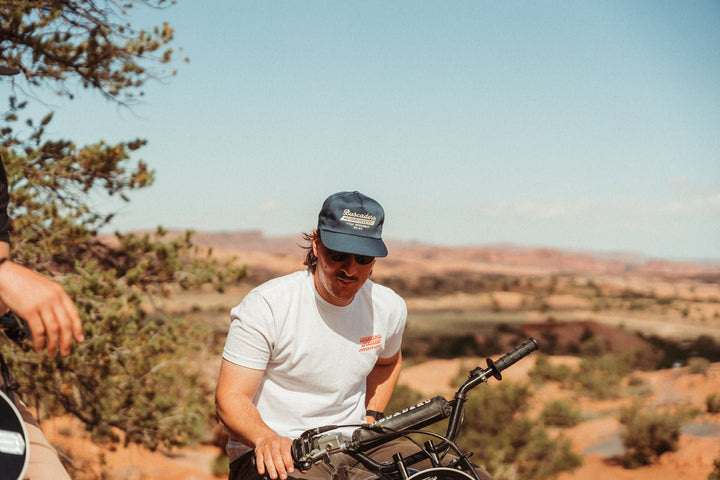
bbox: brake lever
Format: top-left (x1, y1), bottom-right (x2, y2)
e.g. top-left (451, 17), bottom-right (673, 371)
top-left (293, 431), bottom-right (347, 471)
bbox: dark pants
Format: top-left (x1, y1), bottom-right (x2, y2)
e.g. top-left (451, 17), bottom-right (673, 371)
top-left (228, 439), bottom-right (494, 480)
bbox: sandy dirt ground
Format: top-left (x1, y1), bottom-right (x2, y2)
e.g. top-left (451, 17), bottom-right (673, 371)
top-left (398, 357), bottom-right (720, 480)
top-left (39, 233), bottom-right (720, 479)
top-left (40, 356), bottom-right (720, 480)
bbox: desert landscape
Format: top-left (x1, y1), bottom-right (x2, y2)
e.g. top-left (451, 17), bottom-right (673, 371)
top-left (41, 231), bottom-right (720, 479)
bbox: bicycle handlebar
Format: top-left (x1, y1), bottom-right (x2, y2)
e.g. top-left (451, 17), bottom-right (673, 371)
top-left (291, 337), bottom-right (539, 474)
top-left (482, 336), bottom-right (539, 381)
top-left (351, 396), bottom-right (451, 451)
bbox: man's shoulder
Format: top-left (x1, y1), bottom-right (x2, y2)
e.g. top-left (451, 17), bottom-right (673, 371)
top-left (361, 281), bottom-right (407, 330)
top-left (234, 270), bottom-right (311, 313)
top-left (364, 279), bottom-right (406, 305)
top-left (251, 270), bottom-right (310, 296)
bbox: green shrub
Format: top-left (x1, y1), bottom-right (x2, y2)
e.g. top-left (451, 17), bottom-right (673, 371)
top-left (428, 334), bottom-right (481, 358)
top-left (709, 451), bottom-right (720, 480)
top-left (457, 382), bottom-right (581, 480)
top-left (626, 374), bottom-right (645, 387)
top-left (578, 335), bottom-right (610, 357)
top-left (211, 450), bottom-right (230, 477)
top-left (619, 402), bottom-right (684, 468)
top-left (540, 400), bottom-right (582, 428)
top-left (574, 355), bottom-right (629, 399)
top-left (386, 384), bottom-right (425, 415)
top-left (687, 357), bottom-right (711, 375)
top-left (707, 393), bottom-right (720, 415)
top-left (529, 354), bottom-right (574, 385)
top-left (620, 345), bottom-right (664, 371)
top-left (624, 374), bottom-right (654, 397)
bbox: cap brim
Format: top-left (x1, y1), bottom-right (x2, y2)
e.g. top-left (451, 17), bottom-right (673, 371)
top-left (319, 230), bottom-right (388, 258)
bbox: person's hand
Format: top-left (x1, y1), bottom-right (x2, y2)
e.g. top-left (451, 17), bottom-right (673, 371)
top-left (0, 260), bottom-right (85, 356)
top-left (254, 433), bottom-right (295, 480)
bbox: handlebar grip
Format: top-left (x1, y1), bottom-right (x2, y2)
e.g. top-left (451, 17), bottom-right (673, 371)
top-left (351, 396), bottom-right (451, 451)
top-left (488, 337), bottom-right (538, 379)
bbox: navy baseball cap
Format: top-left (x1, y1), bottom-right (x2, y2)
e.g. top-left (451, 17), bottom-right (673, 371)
top-left (317, 191), bottom-right (388, 258)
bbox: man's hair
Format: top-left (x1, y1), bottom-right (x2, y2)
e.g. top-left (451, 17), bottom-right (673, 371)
top-left (301, 231), bottom-right (318, 273)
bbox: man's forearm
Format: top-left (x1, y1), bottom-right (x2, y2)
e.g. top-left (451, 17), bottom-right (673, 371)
top-left (365, 350), bottom-right (402, 413)
top-left (0, 241), bottom-right (9, 312)
top-left (216, 390), bottom-right (277, 448)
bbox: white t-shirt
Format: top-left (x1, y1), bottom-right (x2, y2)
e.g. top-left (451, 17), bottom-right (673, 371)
top-left (222, 269), bottom-right (407, 461)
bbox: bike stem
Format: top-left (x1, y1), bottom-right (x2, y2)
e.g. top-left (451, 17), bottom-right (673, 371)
top-left (446, 362), bottom-right (497, 443)
top-left (446, 337), bottom-right (539, 443)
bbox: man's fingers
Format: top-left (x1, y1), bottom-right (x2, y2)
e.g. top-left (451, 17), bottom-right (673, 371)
top-left (72, 315), bottom-right (85, 344)
top-left (42, 310), bottom-right (60, 357)
top-left (271, 449), bottom-right (289, 479)
top-left (282, 449), bottom-right (295, 476)
top-left (32, 330), bottom-right (45, 354)
top-left (58, 317), bottom-right (74, 357)
top-left (51, 300), bottom-right (80, 357)
top-left (23, 312), bottom-right (46, 354)
top-left (256, 444), bottom-right (291, 480)
top-left (28, 305), bottom-right (79, 357)
top-left (59, 292), bottom-right (84, 344)
top-left (257, 451), bottom-right (280, 480)
top-left (42, 287), bottom-right (84, 356)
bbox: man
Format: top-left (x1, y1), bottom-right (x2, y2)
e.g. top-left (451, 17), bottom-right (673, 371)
top-left (216, 191), bottom-right (407, 480)
top-left (0, 158), bottom-right (85, 479)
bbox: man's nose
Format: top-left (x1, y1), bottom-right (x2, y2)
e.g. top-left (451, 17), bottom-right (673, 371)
top-left (340, 255), bottom-right (360, 274)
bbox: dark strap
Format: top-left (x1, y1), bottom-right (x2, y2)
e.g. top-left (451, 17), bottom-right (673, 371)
top-left (0, 351), bottom-right (18, 403)
top-left (366, 409), bottom-right (384, 421)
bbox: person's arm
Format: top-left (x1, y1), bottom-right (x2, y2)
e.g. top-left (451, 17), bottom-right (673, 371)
top-left (0, 241), bottom-right (7, 313)
top-left (365, 349), bottom-right (403, 423)
top-left (215, 359), bottom-right (295, 480)
top-left (0, 247), bottom-right (85, 357)
top-left (0, 161), bottom-right (83, 357)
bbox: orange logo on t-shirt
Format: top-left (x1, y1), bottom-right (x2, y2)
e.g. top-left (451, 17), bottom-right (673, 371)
top-left (359, 334), bottom-right (382, 352)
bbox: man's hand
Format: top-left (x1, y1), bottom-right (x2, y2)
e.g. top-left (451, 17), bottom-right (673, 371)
top-left (216, 360), bottom-right (297, 479)
top-left (254, 433), bottom-right (295, 480)
top-left (0, 260), bottom-right (85, 356)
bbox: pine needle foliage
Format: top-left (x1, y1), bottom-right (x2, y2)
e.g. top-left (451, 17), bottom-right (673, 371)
top-left (1, 0), bottom-right (179, 103)
top-left (1, 1), bottom-right (247, 450)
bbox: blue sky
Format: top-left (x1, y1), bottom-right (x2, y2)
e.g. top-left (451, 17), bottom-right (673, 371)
top-left (14, 1), bottom-right (720, 261)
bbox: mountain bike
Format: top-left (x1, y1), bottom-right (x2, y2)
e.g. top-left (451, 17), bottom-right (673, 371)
top-left (0, 311), bottom-right (32, 480)
top-left (291, 337), bottom-right (539, 480)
